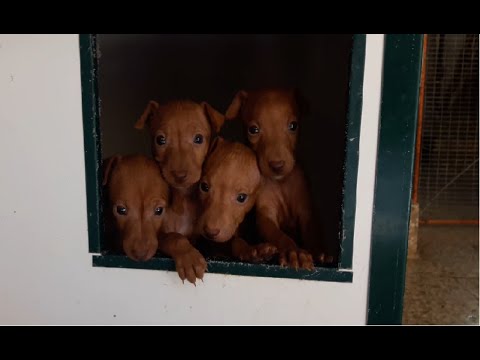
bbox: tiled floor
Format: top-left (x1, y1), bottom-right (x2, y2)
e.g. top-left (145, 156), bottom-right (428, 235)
top-left (403, 226), bottom-right (479, 325)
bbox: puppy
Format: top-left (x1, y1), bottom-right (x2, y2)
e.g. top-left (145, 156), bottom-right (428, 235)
top-left (102, 155), bottom-right (169, 262)
top-left (226, 89), bottom-right (335, 269)
top-left (135, 100), bottom-right (224, 283)
top-left (197, 138), bottom-right (277, 262)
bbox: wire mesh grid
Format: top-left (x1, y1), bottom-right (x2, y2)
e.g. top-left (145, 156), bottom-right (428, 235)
top-left (418, 34), bottom-right (479, 220)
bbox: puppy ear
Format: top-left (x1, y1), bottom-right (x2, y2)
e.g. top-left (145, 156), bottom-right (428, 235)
top-left (293, 88), bottom-right (309, 119)
top-left (135, 100), bottom-right (160, 130)
top-left (208, 136), bottom-right (225, 155)
top-left (225, 90), bottom-right (248, 120)
top-left (202, 102), bottom-right (225, 134)
top-left (102, 155), bottom-right (122, 186)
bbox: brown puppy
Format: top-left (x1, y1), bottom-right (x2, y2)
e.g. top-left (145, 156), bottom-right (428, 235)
top-left (226, 89), bottom-right (334, 269)
top-left (135, 100), bottom-right (223, 283)
top-left (102, 155), bottom-right (169, 262)
top-left (197, 138), bottom-right (277, 262)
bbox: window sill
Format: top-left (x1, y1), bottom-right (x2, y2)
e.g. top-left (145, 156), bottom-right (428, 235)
top-left (92, 254), bottom-right (353, 283)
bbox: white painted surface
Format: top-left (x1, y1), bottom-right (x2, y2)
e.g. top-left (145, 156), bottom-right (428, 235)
top-left (0, 34), bottom-right (384, 324)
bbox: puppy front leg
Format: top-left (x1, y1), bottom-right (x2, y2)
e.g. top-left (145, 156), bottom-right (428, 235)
top-left (231, 235), bottom-right (277, 263)
top-left (298, 212), bottom-right (335, 265)
top-left (158, 232), bottom-right (207, 284)
top-left (257, 208), bottom-right (314, 270)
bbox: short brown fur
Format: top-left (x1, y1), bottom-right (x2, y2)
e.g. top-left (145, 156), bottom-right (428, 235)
top-left (102, 155), bottom-right (169, 262)
top-left (135, 100), bottom-right (224, 284)
top-left (197, 138), bottom-right (277, 262)
top-left (226, 89), bottom-right (334, 269)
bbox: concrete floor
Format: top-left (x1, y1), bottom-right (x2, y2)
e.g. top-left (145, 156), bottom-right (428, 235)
top-left (403, 225), bottom-right (479, 325)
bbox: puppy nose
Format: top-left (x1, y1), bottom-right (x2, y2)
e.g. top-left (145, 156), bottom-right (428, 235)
top-left (172, 170), bottom-right (188, 183)
top-left (268, 160), bottom-right (285, 173)
top-left (133, 248), bottom-right (150, 262)
top-left (204, 226), bottom-right (220, 239)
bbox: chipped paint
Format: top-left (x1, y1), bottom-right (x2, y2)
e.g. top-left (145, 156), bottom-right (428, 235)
top-left (339, 34), bottom-right (366, 270)
top-left (79, 34), bottom-right (103, 253)
top-left (93, 254), bottom-right (354, 283)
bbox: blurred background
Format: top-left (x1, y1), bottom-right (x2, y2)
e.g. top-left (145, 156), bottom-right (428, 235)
top-left (404, 34), bottom-right (478, 325)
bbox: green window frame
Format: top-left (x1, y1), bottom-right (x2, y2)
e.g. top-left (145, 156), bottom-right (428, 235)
top-left (79, 34), bottom-right (367, 283)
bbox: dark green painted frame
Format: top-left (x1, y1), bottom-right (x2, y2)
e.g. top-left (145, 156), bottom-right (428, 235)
top-left (79, 34), bottom-right (366, 282)
top-left (367, 34), bottom-right (423, 324)
top-left (79, 35), bottom-right (103, 253)
top-left (93, 255), bottom-right (352, 282)
top-left (339, 34), bottom-right (366, 269)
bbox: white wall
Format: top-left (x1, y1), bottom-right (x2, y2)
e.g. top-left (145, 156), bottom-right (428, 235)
top-left (0, 34), bottom-right (384, 325)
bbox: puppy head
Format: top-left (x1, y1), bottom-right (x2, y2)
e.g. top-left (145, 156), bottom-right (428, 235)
top-left (226, 89), bottom-right (307, 180)
top-left (197, 138), bottom-right (261, 243)
top-left (102, 155), bottom-right (169, 261)
top-left (135, 100), bottom-right (225, 189)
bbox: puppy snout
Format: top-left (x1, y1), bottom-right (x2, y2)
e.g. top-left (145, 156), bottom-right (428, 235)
top-left (268, 160), bottom-right (285, 173)
top-left (172, 170), bottom-right (188, 183)
top-left (204, 226), bottom-right (220, 239)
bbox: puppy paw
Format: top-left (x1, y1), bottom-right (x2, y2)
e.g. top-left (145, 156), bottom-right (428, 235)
top-left (279, 248), bottom-right (314, 270)
top-left (316, 252), bottom-right (335, 265)
top-left (255, 243), bottom-right (278, 261)
top-left (173, 248), bottom-right (208, 285)
top-left (237, 243), bottom-right (277, 263)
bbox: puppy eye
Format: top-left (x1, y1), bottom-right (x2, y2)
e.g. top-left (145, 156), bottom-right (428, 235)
top-left (193, 134), bottom-right (204, 144)
top-left (156, 135), bottom-right (166, 145)
top-left (116, 206), bottom-right (127, 216)
top-left (200, 182), bottom-right (209, 193)
top-left (248, 125), bottom-right (260, 135)
top-left (288, 121), bottom-right (298, 132)
top-left (154, 207), bottom-right (163, 216)
top-left (236, 193), bottom-right (248, 203)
